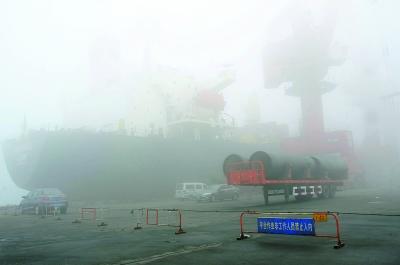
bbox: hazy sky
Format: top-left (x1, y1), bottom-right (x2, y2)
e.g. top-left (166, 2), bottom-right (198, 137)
top-left (1, 0), bottom-right (399, 204)
top-left (1, 0), bottom-right (398, 138)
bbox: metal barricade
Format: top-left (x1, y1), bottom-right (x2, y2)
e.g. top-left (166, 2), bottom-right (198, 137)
top-left (80, 208), bottom-right (97, 221)
top-left (80, 208), bottom-right (108, 222)
top-left (32, 205), bottom-right (61, 217)
top-left (131, 208), bottom-right (145, 229)
top-left (237, 211), bottom-right (345, 249)
top-left (0, 205), bottom-right (20, 216)
top-left (145, 208), bottom-right (185, 234)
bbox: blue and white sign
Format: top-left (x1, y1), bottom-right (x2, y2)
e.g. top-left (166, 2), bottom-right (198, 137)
top-left (257, 217), bottom-right (315, 236)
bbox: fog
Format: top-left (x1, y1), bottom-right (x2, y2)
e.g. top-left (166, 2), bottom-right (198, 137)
top-left (1, 0), bottom-right (400, 205)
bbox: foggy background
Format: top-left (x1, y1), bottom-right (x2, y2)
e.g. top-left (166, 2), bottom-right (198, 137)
top-left (1, 0), bottom-right (399, 205)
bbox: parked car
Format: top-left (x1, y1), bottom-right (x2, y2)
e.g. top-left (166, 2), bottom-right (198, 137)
top-left (198, 184), bottom-right (239, 202)
top-left (20, 188), bottom-right (68, 214)
top-left (175, 182), bottom-right (208, 200)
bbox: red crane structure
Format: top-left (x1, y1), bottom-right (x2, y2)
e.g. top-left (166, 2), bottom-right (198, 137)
top-left (263, 9), bottom-right (362, 182)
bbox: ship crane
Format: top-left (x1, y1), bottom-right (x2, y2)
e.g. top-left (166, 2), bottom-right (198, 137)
top-left (263, 7), bottom-right (362, 182)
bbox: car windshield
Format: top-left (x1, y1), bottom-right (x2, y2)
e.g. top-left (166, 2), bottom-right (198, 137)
top-left (1, 1), bottom-right (399, 265)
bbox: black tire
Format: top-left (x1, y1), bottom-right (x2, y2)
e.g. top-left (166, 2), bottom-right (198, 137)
top-left (317, 185), bottom-right (329, 199)
top-left (284, 188), bottom-right (290, 202)
top-left (328, 185), bottom-right (336, 198)
top-left (263, 186), bottom-right (269, 205)
top-left (284, 195), bottom-right (289, 202)
top-left (295, 195), bottom-right (304, 201)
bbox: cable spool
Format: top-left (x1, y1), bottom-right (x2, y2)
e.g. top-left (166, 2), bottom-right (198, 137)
top-left (249, 151), bottom-right (290, 179)
top-left (223, 154), bottom-right (244, 178)
top-left (311, 154), bottom-right (348, 180)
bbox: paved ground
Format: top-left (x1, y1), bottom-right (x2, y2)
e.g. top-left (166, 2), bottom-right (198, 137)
top-left (1, 187), bottom-right (400, 265)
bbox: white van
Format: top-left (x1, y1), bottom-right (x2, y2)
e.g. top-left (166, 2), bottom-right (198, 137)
top-left (175, 182), bottom-right (207, 200)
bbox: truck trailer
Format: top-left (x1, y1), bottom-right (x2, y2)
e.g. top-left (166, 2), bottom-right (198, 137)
top-left (223, 151), bottom-right (347, 204)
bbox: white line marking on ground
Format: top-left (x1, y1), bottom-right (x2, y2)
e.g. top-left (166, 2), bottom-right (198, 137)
top-left (112, 242), bottom-right (222, 265)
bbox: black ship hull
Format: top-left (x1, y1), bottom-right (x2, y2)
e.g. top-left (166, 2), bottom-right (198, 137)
top-left (2, 131), bottom-right (275, 201)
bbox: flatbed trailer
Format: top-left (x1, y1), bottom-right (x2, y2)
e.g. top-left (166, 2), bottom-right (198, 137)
top-left (225, 160), bottom-right (344, 204)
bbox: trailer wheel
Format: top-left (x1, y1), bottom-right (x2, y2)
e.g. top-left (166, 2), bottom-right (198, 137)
top-left (317, 185), bottom-right (329, 199)
top-left (284, 188), bottom-right (290, 203)
top-left (295, 195), bottom-right (307, 201)
top-left (328, 185), bottom-right (336, 198)
top-left (263, 186), bottom-right (269, 205)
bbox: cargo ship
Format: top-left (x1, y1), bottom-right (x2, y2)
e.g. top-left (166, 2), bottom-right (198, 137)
top-left (2, 8), bottom-right (364, 202)
top-left (2, 130), bottom-right (275, 201)
top-left (2, 67), bottom-right (289, 201)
